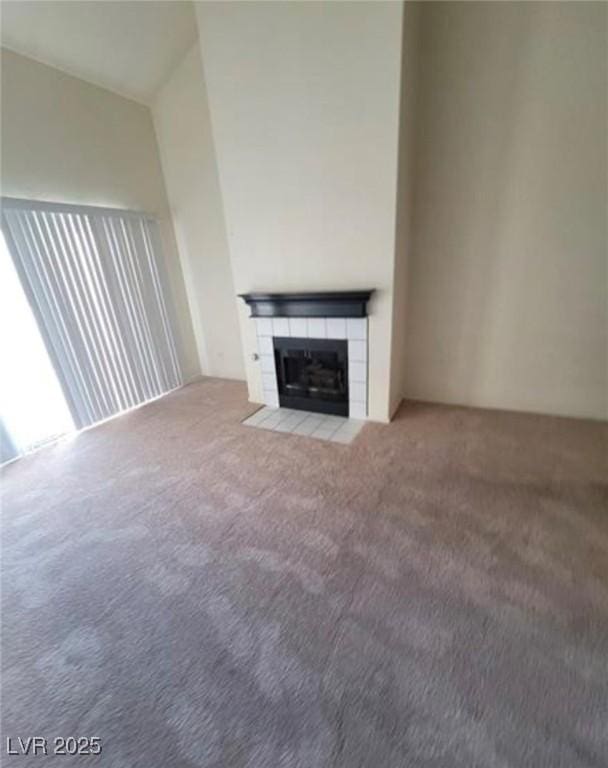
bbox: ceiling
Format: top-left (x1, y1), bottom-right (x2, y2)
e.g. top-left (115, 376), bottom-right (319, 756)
top-left (0, 1), bottom-right (198, 104)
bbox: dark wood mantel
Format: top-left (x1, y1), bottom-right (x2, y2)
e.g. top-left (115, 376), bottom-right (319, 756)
top-left (238, 290), bottom-right (374, 318)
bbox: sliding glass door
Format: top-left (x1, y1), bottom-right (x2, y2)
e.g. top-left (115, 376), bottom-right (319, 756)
top-left (0, 230), bottom-right (73, 461)
top-left (1, 198), bottom-right (183, 462)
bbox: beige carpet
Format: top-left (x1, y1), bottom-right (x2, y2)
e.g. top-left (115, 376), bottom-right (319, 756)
top-left (1, 378), bottom-right (607, 767)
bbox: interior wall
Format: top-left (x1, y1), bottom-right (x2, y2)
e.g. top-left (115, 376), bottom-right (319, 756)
top-left (403, 2), bottom-right (607, 420)
top-left (389, 1), bottom-right (419, 419)
top-left (0, 48), bottom-right (200, 382)
top-left (195, 1), bottom-right (404, 422)
top-left (152, 43), bottom-right (244, 381)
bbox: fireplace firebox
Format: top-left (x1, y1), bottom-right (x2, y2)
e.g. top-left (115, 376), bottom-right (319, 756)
top-left (273, 337), bottom-right (348, 416)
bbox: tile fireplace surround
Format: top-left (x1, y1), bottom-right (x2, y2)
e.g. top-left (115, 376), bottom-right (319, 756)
top-left (254, 316), bottom-right (368, 418)
top-left (240, 291), bottom-right (373, 420)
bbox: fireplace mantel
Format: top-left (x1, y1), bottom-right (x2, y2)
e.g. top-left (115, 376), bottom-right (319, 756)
top-left (238, 290), bottom-right (374, 318)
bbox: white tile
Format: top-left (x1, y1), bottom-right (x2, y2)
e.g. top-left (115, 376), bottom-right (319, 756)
top-left (272, 317), bottom-right (289, 337)
top-left (324, 415), bottom-right (347, 427)
top-left (262, 373), bottom-right (279, 396)
top-left (311, 419), bottom-right (341, 440)
top-left (339, 418), bottom-right (365, 434)
top-left (274, 413), bottom-right (308, 433)
top-left (263, 390), bottom-right (279, 408)
top-left (311, 427), bottom-right (339, 441)
top-left (330, 419), bottom-right (365, 443)
top-left (257, 406), bottom-right (280, 423)
top-left (326, 317), bottom-right (347, 339)
top-left (256, 318), bottom-right (273, 337)
top-left (348, 361), bottom-right (367, 383)
top-left (263, 390), bottom-right (279, 406)
top-left (242, 408), bottom-right (272, 427)
top-left (273, 421), bottom-right (293, 433)
top-left (260, 355), bottom-right (275, 374)
top-left (349, 401), bottom-right (367, 420)
top-left (349, 381), bottom-right (366, 403)
top-left (288, 318), bottom-right (307, 338)
top-left (292, 414), bottom-right (324, 436)
top-left (245, 404), bottom-right (361, 442)
top-left (259, 412), bottom-right (285, 429)
top-left (290, 410), bottom-right (310, 424)
top-left (257, 335), bottom-right (274, 356)
top-left (329, 421), bottom-right (364, 444)
top-left (348, 339), bottom-right (367, 362)
top-left (307, 317), bottom-right (326, 338)
top-left (347, 318), bottom-right (367, 340)
top-left (262, 372), bottom-right (277, 390)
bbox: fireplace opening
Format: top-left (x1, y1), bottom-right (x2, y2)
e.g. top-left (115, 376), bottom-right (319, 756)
top-left (273, 337), bottom-right (348, 416)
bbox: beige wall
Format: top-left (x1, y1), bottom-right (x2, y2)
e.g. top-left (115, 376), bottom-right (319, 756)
top-left (389, 1), bottom-right (419, 418)
top-left (0, 48), bottom-right (200, 381)
top-left (152, 44), bottom-right (244, 381)
top-left (196, 1), bottom-right (404, 422)
top-left (5, 3), bottom-right (603, 422)
top-left (403, 2), bottom-right (607, 420)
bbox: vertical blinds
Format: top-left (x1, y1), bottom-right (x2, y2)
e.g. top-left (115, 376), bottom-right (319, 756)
top-left (1, 199), bottom-right (183, 431)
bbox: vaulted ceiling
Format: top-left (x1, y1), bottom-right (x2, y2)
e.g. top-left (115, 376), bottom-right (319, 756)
top-left (1, 0), bottom-right (198, 104)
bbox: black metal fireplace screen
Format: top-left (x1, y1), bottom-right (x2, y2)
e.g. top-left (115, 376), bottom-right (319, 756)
top-left (273, 337), bottom-right (348, 416)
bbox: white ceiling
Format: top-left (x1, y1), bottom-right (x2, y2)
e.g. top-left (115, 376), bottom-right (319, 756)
top-left (1, 1), bottom-right (199, 104)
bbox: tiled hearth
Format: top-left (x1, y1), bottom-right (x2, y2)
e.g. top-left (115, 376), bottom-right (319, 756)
top-left (242, 406), bottom-right (365, 444)
top-left (255, 316), bottom-right (368, 418)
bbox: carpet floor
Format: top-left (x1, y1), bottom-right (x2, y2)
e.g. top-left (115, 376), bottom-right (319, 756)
top-left (1, 378), bottom-right (607, 767)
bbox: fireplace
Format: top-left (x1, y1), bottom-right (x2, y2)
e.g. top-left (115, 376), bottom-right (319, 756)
top-left (239, 291), bottom-right (373, 420)
top-left (274, 337), bottom-right (348, 416)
